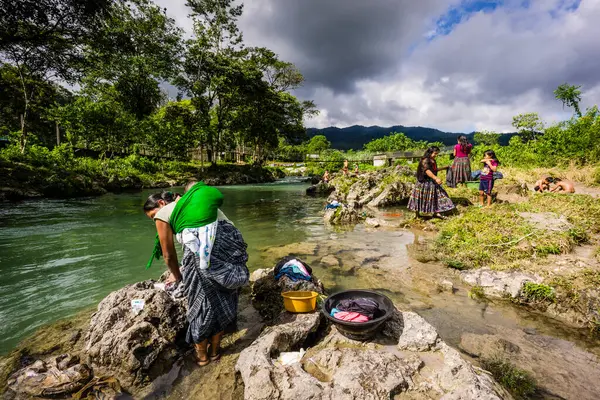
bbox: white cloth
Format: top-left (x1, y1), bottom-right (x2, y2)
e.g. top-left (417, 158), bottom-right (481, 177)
top-left (176, 220), bottom-right (219, 270)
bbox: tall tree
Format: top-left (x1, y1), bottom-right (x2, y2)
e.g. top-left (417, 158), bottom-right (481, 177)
top-left (554, 83), bottom-right (582, 117)
top-left (0, 0), bottom-right (115, 151)
top-left (512, 112), bottom-right (544, 142)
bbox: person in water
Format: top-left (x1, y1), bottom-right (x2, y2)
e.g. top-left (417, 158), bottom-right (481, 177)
top-left (550, 178), bottom-right (576, 193)
top-left (143, 183), bottom-right (249, 367)
top-left (342, 159), bottom-right (349, 176)
top-left (446, 135), bottom-right (472, 188)
top-left (534, 177), bottom-right (552, 192)
top-left (479, 150), bottom-right (499, 207)
top-left (407, 146), bottom-right (455, 219)
top-left (323, 170), bottom-right (330, 183)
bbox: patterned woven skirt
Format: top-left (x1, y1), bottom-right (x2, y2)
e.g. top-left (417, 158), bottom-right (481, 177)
top-left (408, 181), bottom-right (455, 214)
top-left (446, 157), bottom-right (471, 188)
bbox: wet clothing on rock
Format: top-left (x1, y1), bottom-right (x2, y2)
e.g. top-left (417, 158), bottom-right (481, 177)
top-left (336, 298), bottom-right (380, 319)
top-left (274, 257), bottom-right (313, 279)
top-left (274, 259), bottom-right (311, 282)
top-left (182, 220), bottom-right (249, 344)
top-left (333, 311), bottom-right (370, 322)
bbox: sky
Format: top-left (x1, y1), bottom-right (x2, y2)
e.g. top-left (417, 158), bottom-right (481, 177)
top-left (156, 0), bottom-right (600, 132)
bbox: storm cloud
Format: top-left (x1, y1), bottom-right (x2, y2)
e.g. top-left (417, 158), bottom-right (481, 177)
top-left (159, 0), bottom-right (600, 131)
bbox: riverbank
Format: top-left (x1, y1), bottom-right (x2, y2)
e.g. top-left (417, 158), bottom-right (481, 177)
top-left (0, 154), bottom-right (285, 201)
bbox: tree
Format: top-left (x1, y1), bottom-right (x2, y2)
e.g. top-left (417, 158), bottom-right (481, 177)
top-left (512, 113), bottom-right (544, 142)
top-left (306, 135), bottom-right (330, 154)
top-left (363, 132), bottom-right (420, 152)
top-left (554, 83), bottom-right (582, 117)
top-left (0, 0), bottom-right (116, 151)
top-left (148, 100), bottom-right (200, 158)
top-left (473, 131), bottom-right (501, 146)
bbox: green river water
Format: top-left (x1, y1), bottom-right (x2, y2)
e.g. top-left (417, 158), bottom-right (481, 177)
top-left (1, 178), bottom-right (599, 374)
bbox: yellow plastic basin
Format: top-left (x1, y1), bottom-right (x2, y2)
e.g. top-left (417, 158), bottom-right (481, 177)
top-left (281, 291), bottom-right (318, 313)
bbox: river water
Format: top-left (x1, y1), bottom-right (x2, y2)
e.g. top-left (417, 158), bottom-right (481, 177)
top-left (1, 179), bottom-right (599, 395)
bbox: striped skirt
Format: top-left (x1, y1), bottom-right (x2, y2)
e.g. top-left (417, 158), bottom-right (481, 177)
top-left (182, 221), bottom-right (249, 344)
top-left (446, 157), bottom-right (471, 188)
top-left (408, 181), bottom-right (455, 214)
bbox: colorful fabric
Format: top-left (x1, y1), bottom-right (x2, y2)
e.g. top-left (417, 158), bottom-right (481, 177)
top-left (275, 261), bottom-right (311, 282)
top-left (274, 257), bottom-right (313, 277)
top-left (176, 222), bottom-right (218, 270)
top-left (333, 311), bottom-right (369, 323)
top-left (480, 160), bottom-right (498, 181)
top-left (446, 156), bottom-right (472, 188)
top-left (336, 298), bottom-right (380, 319)
top-left (479, 179), bottom-right (495, 194)
top-left (330, 307), bottom-right (340, 316)
top-left (454, 143), bottom-right (472, 158)
top-left (147, 182), bottom-right (223, 269)
top-left (408, 181), bottom-right (455, 214)
top-left (183, 220), bottom-right (249, 344)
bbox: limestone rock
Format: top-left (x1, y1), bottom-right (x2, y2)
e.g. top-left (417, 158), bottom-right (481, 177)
top-left (323, 205), bottom-right (361, 225)
top-left (438, 279), bottom-right (455, 293)
top-left (84, 280), bottom-right (187, 391)
top-left (7, 355), bottom-right (92, 398)
top-left (251, 264), bottom-right (324, 321)
top-left (250, 268), bottom-right (270, 282)
top-left (319, 255), bottom-right (339, 267)
top-left (397, 311), bottom-right (440, 351)
top-left (460, 268), bottom-right (543, 299)
top-left (365, 217), bottom-right (382, 227)
top-left (235, 312), bottom-right (323, 400)
top-left (367, 181), bottom-right (413, 208)
top-left (306, 182), bottom-right (335, 196)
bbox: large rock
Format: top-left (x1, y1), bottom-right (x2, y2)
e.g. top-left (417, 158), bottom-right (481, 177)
top-left (367, 181), bottom-right (413, 208)
top-left (306, 182), bottom-right (335, 196)
top-left (84, 280), bottom-right (187, 391)
top-left (251, 265), bottom-right (324, 321)
top-left (323, 205), bottom-right (362, 225)
top-left (460, 268), bottom-right (543, 299)
top-left (236, 306), bottom-right (508, 400)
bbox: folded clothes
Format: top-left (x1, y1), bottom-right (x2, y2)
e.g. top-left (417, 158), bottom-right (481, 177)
top-left (333, 311), bottom-right (369, 323)
top-left (274, 257), bottom-right (313, 277)
top-left (336, 298), bottom-right (379, 319)
top-left (275, 259), bottom-right (312, 282)
top-left (330, 307), bottom-right (340, 317)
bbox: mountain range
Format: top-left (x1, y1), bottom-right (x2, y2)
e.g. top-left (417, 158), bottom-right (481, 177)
top-left (306, 125), bottom-right (515, 150)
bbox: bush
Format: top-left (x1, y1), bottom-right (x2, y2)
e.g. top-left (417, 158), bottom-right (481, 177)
top-left (521, 282), bottom-right (555, 303)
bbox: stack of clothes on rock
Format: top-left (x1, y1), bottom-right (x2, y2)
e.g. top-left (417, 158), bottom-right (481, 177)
top-left (330, 298), bottom-right (379, 322)
top-left (274, 257), bottom-right (312, 282)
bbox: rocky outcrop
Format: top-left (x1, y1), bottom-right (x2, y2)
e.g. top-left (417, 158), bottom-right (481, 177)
top-left (327, 167), bottom-right (414, 209)
top-left (323, 205), bottom-right (363, 225)
top-left (251, 264), bottom-right (325, 321)
top-left (84, 280), bottom-right (187, 391)
top-left (460, 268), bottom-right (543, 299)
top-left (236, 307), bottom-right (508, 400)
top-left (305, 182), bottom-right (335, 196)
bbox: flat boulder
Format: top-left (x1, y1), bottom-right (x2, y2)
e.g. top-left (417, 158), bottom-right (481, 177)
top-left (84, 280), bottom-right (187, 391)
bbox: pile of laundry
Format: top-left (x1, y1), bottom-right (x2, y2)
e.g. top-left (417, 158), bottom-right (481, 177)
top-left (471, 170), bottom-right (504, 180)
top-left (274, 257), bottom-right (313, 282)
top-left (324, 200), bottom-right (341, 210)
top-left (329, 298), bottom-right (380, 323)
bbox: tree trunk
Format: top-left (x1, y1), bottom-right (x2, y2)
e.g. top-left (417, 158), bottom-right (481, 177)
top-left (55, 121), bottom-right (60, 146)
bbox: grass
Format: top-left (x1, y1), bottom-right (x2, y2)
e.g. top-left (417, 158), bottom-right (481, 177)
top-left (481, 356), bottom-right (537, 400)
top-left (433, 193), bottom-right (600, 271)
top-left (500, 163), bottom-right (600, 186)
top-left (521, 282), bottom-right (555, 303)
top-left (468, 285), bottom-right (486, 300)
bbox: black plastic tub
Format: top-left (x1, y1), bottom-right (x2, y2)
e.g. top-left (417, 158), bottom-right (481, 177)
top-left (322, 290), bottom-right (394, 341)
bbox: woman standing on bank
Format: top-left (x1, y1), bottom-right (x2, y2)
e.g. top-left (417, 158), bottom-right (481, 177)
top-left (143, 183), bottom-right (249, 367)
top-left (446, 135), bottom-right (472, 187)
top-left (408, 146), bottom-right (455, 218)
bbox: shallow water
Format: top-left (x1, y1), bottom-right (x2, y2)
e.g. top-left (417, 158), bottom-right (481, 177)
top-left (1, 178), bottom-right (599, 369)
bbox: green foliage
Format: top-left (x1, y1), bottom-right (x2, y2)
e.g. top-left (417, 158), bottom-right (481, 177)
top-left (468, 285), bottom-right (485, 300)
top-left (363, 132), bottom-right (426, 153)
top-left (481, 357), bottom-right (537, 400)
top-left (521, 282), bottom-right (555, 303)
top-left (512, 113), bottom-right (544, 142)
top-left (554, 83), bottom-right (583, 117)
top-left (473, 131), bottom-right (501, 146)
top-left (306, 135), bottom-right (331, 154)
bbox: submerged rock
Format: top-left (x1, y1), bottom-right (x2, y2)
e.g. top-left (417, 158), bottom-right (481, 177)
top-left (235, 306), bottom-right (508, 400)
top-left (461, 268), bottom-right (543, 299)
top-left (84, 280), bottom-right (187, 391)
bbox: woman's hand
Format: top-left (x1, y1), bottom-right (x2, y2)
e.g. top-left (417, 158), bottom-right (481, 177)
top-left (435, 177), bottom-right (443, 185)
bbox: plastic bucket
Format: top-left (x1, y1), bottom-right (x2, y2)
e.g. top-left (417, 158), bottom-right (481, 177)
top-left (281, 291), bottom-right (318, 313)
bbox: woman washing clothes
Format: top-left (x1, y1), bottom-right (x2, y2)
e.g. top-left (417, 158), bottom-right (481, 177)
top-left (143, 182), bottom-right (249, 367)
top-left (408, 146), bottom-right (455, 219)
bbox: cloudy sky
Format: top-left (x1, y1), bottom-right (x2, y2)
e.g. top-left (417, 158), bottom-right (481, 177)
top-left (157, 0), bottom-right (600, 132)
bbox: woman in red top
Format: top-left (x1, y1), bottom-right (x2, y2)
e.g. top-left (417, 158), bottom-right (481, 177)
top-left (446, 135), bottom-right (472, 187)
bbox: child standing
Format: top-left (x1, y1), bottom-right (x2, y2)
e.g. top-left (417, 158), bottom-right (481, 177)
top-left (479, 150), bottom-right (499, 207)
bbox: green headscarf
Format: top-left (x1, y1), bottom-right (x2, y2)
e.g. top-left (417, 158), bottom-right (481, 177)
top-left (146, 182), bottom-right (224, 268)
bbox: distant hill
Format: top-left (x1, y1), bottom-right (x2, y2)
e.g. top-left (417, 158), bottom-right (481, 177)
top-left (306, 125), bottom-right (516, 150)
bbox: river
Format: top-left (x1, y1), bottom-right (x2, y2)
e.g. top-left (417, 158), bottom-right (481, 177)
top-left (1, 179), bottom-right (600, 397)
